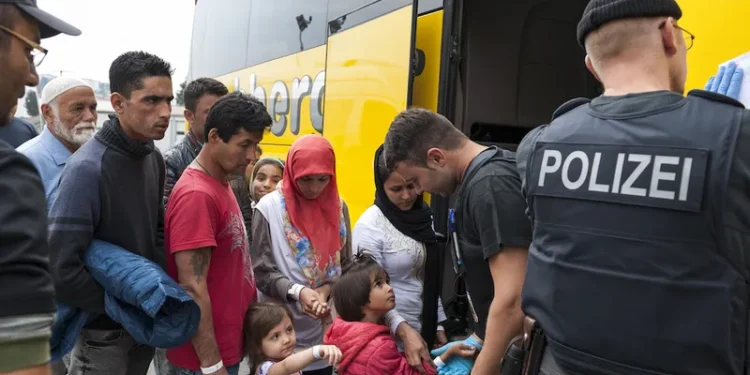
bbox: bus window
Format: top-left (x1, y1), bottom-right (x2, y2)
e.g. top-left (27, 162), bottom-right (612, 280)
top-left (328, 0), bottom-right (377, 23)
top-left (246, 0), bottom-right (328, 67)
top-left (418, 0), bottom-right (443, 14)
top-left (328, 0), bottom-right (413, 36)
top-left (190, 0), bottom-right (251, 79)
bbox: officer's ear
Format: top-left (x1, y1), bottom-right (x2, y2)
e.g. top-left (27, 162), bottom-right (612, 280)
top-left (584, 55), bottom-right (601, 83)
top-left (660, 17), bottom-right (679, 57)
top-left (426, 148), bottom-right (447, 168)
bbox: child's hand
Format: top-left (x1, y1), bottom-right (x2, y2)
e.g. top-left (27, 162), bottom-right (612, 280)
top-left (316, 344), bottom-right (343, 366)
top-left (446, 344), bottom-right (476, 359)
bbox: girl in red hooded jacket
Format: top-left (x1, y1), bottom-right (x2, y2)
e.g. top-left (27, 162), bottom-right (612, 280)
top-left (324, 253), bottom-right (475, 375)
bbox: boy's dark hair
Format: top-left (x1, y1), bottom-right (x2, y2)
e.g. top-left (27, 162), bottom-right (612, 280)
top-left (109, 51), bottom-right (174, 99)
top-left (205, 92), bottom-right (272, 143)
top-left (184, 78), bottom-right (228, 112)
top-left (245, 302), bottom-right (294, 375)
top-left (383, 108), bottom-right (465, 171)
top-left (332, 252), bottom-right (389, 322)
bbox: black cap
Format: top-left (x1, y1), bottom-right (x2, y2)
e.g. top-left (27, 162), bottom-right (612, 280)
top-left (0, 0), bottom-right (81, 38)
top-left (577, 0), bottom-right (681, 48)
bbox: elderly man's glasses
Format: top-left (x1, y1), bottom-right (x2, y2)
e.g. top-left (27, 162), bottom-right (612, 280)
top-left (0, 25), bottom-right (48, 67)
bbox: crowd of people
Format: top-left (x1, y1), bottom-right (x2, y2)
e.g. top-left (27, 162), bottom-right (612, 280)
top-left (2, 1), bottom-right (750, 375)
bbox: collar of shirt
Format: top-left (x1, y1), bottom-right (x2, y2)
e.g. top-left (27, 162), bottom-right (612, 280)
top-left (41, 126), bottom-right (72, 166)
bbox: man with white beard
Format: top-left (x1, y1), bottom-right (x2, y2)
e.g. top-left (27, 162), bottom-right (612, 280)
top-left (18, 76), bottom-right (97, 211)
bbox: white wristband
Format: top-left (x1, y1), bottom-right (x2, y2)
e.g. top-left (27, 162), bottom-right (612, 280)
top-left (288, 284), bottom-right (305, 301)
top-left (312, 345), bottom-right (323, 360)
top-left (437, 325), bottom-right (445, 332)
top-left (433, 356), bottom-right (446, 368)
top-left (200, 360), bottom-right (224, 374)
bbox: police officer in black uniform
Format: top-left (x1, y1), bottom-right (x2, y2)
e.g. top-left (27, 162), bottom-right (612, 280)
top-left (384, 108), bottom-right (532, 375)
top-left (516, 1), bottom-right (750, 375)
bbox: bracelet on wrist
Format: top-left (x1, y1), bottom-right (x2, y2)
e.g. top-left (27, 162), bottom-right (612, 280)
top-left (200, 360), bottom-right (224, 374)
top-left (312, 345), bottom-right (322, 360)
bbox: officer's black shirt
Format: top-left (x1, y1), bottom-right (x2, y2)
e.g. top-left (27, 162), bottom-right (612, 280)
top-left (456, 148), bottom-right (532, 339)
top-left (518, 90), bottom-right (750, 275)
top-left (0, 139), bottom-right (55, 318)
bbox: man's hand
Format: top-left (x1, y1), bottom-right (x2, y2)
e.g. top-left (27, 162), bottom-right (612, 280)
top-left (435, 330), bottom-right (448, 348)
top-left (315, 284), bottom-right (331, 303)
top-left (396, 322), bottom-right (434, 374)
top-left (175, 248), bottom-right (223, 370)
top-left (299, 287), bottom-right (328, 319)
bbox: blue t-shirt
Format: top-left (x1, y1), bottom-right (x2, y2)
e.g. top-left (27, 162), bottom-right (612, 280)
top-left (0, 117), bottom-right (38, 148)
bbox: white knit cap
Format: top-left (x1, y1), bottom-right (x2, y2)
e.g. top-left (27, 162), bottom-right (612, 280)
top-left (40, 77), bottom-right (93, 105)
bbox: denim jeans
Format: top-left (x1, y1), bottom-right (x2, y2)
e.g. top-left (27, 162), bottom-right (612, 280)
top-left (50, 353), bottom-right (70, 375)
top-left (68, 328), bottom-right (154, 375)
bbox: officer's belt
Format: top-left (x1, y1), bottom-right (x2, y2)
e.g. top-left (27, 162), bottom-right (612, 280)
top-left (522, 316), bottom-right (547, 375)
top-left (500, 316), bottom-right (547, 375)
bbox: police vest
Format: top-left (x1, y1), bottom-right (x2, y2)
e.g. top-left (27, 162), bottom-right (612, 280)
top-left (520, 91), bottom-right (748, 375)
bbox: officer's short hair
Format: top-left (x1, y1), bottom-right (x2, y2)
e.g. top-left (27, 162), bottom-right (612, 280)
top-left (332, 252), bottom-right (390, 322)
top-left (184, 78), bottom-right (228, 113)
top-left (585, 18), bottom-right (660, 63)
top-left (384, 108), bottom-right (465, 170)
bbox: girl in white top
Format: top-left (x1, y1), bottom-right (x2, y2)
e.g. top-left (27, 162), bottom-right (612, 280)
top-left (353, 145), bottom-right (449, 348)
top-left (246, 302), bottom-right (342, 375)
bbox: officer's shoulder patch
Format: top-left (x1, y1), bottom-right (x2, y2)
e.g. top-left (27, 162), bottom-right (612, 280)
top-left (688, 89), bottom-right (745, 108)
top-left (552, 98), bottom-right (591, 120)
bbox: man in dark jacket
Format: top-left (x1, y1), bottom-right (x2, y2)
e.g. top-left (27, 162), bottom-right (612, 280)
top-left (163, 78), bottom-right (227, 202)
top-left (48, 51), bottom-right (173, 375)
top-left (0, 1), bottom-right (80, 374)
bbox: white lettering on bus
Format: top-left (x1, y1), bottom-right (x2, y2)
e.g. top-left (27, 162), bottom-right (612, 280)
top-left (233, 72), bottom-right (326, 137)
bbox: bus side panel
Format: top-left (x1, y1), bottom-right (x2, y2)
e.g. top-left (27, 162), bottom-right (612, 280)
top-left (216, 46), bottom-right (328, 161)
top-left (412, 10), bottom-right (444, 113)
top-left (411, 9), bottom-right (445, 207)
top-left (677, 0), bottom-right (750, 92)
top-left (323, 5), bottom-right (416, 221)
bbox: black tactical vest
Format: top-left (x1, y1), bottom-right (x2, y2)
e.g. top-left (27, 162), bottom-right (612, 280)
top-left (520, 90), bottom-right (748, 375)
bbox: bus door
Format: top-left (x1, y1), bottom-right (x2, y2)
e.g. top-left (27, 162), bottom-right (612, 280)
top-left (323, 0), bottom-right (444, 347)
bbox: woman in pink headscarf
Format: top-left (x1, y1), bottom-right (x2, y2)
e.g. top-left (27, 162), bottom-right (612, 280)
top-left (250, 135), bottom-right (350, 375)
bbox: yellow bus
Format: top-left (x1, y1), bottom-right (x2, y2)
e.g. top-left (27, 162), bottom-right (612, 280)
top-left (188, 0), bottom-right (750, 341)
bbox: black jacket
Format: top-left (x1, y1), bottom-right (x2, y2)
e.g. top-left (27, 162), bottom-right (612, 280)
top-left (0, 139), bottom-right (55, 318)
top-left (163, 130), bottom-right (201, 204)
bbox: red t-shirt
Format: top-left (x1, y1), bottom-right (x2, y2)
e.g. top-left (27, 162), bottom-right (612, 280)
top-left (165, 167), bottom-right (257, 369)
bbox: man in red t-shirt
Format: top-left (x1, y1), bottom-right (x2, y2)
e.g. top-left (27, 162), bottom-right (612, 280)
top-left (164, 92), bottom-right (272, 375)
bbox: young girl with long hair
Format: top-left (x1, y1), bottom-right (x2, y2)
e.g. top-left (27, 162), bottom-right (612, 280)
top-left (245, 303), bottom-right (342, 375)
